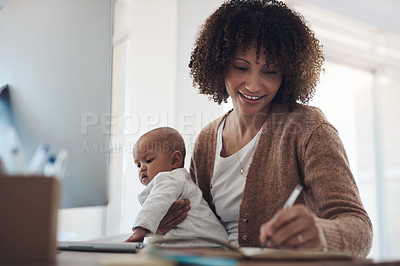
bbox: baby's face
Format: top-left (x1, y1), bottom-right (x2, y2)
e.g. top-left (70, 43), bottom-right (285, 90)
top-left (133, 136), bottom-right (173, 186)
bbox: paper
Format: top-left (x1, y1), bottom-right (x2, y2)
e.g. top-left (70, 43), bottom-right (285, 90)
top-left (238, 247), bottom-right (352, 260)
top-left (143, 237), bottom-right (353, 261)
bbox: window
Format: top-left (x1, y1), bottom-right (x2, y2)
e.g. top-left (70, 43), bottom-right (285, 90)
top-left (285, 2), bottom-right (400, 259)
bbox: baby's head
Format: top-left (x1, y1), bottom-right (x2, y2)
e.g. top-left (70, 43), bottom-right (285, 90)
top-left (133, 127), bottom-right (186, 186)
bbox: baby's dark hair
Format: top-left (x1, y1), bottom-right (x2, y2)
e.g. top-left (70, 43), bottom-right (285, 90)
top-left (136, 127), bottom-right (186, 167)
top-left (189, 0), bottom-right (324, 105)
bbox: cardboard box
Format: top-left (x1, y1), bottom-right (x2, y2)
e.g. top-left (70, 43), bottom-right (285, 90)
top-left (0, 176), bottom-right (60, 262)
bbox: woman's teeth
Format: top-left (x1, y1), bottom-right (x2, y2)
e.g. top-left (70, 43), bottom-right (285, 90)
top-left (241, 92), bottom-right (263, 100)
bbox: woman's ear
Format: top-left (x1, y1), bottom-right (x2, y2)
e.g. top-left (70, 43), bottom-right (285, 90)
top-left (170, 151), bottom-right (183, 169)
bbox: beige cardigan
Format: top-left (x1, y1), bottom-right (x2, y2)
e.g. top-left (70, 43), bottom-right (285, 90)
top-left (190, 103), bottom-right (372, 258)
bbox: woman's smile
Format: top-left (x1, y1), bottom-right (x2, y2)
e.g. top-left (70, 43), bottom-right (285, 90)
top-left (238, 91), bottom-right (266, 104)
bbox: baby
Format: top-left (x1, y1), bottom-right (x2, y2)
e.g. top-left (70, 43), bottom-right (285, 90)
top-left (126, 127), bottom-right (228, 246)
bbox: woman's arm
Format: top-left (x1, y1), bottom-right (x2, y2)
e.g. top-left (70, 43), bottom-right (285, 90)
top-left (302, 123), bottom-right (372, 257)
top-left (260, 123), bottom-right (372, 258)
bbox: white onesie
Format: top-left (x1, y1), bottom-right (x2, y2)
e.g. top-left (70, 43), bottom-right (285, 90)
top-left (133, 168), bottom-right (228, 246)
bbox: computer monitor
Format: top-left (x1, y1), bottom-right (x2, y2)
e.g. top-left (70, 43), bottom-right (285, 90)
top-left (0, 0), bottom-right (112, 208)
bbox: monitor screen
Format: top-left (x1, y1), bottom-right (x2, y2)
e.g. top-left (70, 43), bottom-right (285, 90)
top-left (0, 0), bottom-right (112, 208)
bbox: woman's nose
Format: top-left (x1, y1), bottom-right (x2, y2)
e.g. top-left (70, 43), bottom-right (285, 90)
top-left (245, 83), bottom-right (263, 94)
top-left (245, 74), bottom-right (261, 93)
top-left (245, 83), bottom-right (260, 93)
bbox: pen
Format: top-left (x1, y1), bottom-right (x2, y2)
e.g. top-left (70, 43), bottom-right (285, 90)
top-left (9, 128), bottom-right (27, 174)
top-left (28, 143), bottom-right (50, 174)
top-left (52, 149), bottom-right (68, 179)
top-left (43, 155), bottom-right (56, 177)
top-left (261, 184), bottom-right (303, 248)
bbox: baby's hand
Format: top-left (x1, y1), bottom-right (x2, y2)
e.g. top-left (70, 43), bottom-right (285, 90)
top-left (124, 227), bottom-right (148, 242)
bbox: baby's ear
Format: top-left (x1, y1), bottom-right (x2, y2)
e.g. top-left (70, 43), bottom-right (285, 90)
top-left (170, 151), bottom-right (183, 168)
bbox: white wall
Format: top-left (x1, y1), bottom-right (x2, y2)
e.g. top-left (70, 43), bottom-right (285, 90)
top-left (108, 0), bottom-right (226, 237)
top-left (109, 0), bottom-right (181, 236)
top-left (176, 0), bottom-right (225, 153)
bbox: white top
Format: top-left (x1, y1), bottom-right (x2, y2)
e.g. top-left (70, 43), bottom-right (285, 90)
top-left (133, 168), bottom-right (228, 246)
top-left (211, 118), bottom-right (261, 246)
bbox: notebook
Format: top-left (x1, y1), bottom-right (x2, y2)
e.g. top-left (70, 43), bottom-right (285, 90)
top-left (57, 241), bottom-right (144, 253)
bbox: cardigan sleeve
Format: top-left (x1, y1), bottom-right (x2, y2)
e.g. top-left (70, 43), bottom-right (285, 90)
top-left (302, 122), bottom-right (372, 258)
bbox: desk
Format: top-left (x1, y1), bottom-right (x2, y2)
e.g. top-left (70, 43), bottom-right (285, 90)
top-left (1, 251), bottom-right (399, 266)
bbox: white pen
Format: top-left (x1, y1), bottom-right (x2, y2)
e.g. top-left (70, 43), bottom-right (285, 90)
top-left (53, 149), bottom-right (68, 179)
top-left (43, 155), bottom-right (56, 177)
top-left (261, 184), bottom-right (303, 248)
top-left (9, 128), bottom-right (27, 174)
top-left (28, 143), bottom-right (50, 174)
top-left (283, 184), bottom-right (303, 209)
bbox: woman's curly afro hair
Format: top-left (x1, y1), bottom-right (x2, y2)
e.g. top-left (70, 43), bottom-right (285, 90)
top-left (189, 0), bottom-right (324, 105)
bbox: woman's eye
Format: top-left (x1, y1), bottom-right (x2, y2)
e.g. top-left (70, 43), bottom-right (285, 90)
top-left (234, 66), bottom-right (247, 71)
top-left (263, 70), bottom-right (276, 75)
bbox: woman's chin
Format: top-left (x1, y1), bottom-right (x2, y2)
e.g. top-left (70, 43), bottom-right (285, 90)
top-left (236, 102), bottom-right (271, 117)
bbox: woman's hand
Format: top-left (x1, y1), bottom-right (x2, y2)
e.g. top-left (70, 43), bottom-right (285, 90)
top-left (156, 199), bottom-right (191, 235)
top-left (259, 204), bottom-right (322, 249)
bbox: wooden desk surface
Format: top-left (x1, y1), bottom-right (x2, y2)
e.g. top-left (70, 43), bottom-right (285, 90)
top-left (1, 250), bottom-right (399, 266)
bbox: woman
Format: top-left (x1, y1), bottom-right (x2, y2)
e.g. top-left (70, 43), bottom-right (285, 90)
top-left (187, 0), bottom-right (372, 258)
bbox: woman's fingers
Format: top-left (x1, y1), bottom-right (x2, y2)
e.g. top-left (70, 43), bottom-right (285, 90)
top-left (278, 219), bottom-right (320, 248)
top-left (168, 199), bottom-right (191, 213)
top-left (272, 206), bottom-right (314, 246)
top-left (259, 207), bottom-right (297, 245)
top-left (259, 211), bottom-right (279, 244)
top-left (259, 204), bottom-right (322, 249)
top-left (156, 199), bottom-right (190, 234)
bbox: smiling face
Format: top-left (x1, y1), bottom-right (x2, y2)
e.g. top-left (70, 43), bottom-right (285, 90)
top-left (133, 134), bottom-right (174, 186)
top-left (225, 46), bottom-right (283, 118)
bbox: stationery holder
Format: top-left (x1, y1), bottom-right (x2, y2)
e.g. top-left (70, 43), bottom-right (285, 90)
top-left (0, 176), bottom-right (60, 262)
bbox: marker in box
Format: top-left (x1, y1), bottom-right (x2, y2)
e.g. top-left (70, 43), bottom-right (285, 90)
top-left (53, 150), bottom-right (68, 179)
top-left (9, 128), bottom-right (26, 174)
top-left (28, 143), bottom-right (50, 174)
